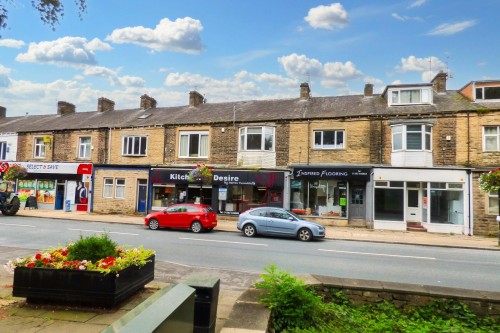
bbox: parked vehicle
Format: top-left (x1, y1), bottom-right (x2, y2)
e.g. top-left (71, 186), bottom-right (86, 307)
top-left (145, 203), bottom-right (217, 233)
top-left (237, 207), bottom-right (325, 241)
top-left (0, 180), bottom-right (20, 216)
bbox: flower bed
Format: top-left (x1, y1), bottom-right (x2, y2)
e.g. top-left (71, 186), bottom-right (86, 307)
top-left (4, 234), bottom-right (156, 307)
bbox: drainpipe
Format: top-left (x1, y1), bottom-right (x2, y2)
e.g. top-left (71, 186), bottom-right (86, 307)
top-left (108, 128), bottom-right (112, 164)
top-left (307, 120), bottom-right (310, 165)
top-left (379, 118), bottom-right (383, 164)
top-left (467, 111), bottom-right (470, 164)
top-left (467, 168), bottom-right (472, 236)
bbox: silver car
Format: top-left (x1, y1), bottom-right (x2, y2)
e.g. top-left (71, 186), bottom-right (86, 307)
top-left (237, 207), bottom-right (325, 241)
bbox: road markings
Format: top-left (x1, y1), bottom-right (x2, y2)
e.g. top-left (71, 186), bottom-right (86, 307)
top-left (179, 237), bottom-right (268, 246)
top-left (68, 228), bottom-right (139, 236)
top-left (0, 223), bottom-right (36, 228)
top-left (318, 249), bottom-right (436, 260)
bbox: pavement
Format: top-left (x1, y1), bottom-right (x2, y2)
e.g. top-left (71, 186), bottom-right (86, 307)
top-left (0, 208), bottom-right (498, 333)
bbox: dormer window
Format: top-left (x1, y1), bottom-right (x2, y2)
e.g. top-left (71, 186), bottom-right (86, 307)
top-left (475, 86), bottom-right (500, 101)
top-left (389, 87), bottom-right (431, 106)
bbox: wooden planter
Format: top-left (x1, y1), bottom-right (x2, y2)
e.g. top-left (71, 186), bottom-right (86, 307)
top-left (13, 255), bottom-right (155, 307)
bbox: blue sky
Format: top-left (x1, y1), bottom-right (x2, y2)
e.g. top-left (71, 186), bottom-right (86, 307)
top-left (0, 0), bottom-right (498, 116)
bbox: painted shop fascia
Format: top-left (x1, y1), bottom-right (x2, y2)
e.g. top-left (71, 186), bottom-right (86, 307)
top-left (372, 166), bottom-right (473, 234)
top-left (290, 164), bottom-right (372, 219)
top-left (149, 167), bottom-right (290, 215)
top-left (6, 161), bottom-right (92, 212)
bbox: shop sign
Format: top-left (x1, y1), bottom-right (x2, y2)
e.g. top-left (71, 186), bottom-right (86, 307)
top-left (150, 169), bottom-right (190, 184)
top-left (293, 167), bottom-right (370, 180)
top-left (212, 171), bottom-right (284, 187)
top-left (151, 169), bottom-right (285, 188)
top-left (10, 162), bottom-right (92, 175)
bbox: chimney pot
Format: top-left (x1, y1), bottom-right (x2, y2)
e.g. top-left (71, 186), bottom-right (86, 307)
top-left (189, 91), bottom-right (205, 107)
top-left (98, 97), bottom-right (115, 112)
top-left (364, 83), bottom-right (374, 97)
top-left (300, 83), bottom-right (311, 100)
top-left (57, 101), bottom-right (76, 115)
top-left (140, 94), bottom-right (157, 109)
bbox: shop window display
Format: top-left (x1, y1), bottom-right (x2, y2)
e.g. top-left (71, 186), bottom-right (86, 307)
top-left (219, 185), bottom-right (282, 214)
top-left (290, 179), bottom-right (345, 217)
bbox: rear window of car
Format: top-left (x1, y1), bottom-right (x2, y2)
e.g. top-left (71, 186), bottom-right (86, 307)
top-left (186, 206), bottom-right (200, 212)
top-left (203, 207), bottom-right (214, 212)
top-left (249, 208), bottom-right (267, 217)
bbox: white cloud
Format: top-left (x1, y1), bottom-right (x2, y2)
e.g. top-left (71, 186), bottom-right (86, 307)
top-left (0, 64), bottom-right (11, 87)
top-left (396, 55), bottom-right (447, 81)
top-left (278, 53), bottom-right (323, 79)
top-left (16, 37), bottom-right (111, 66)
top-left (408, 0), bottom-right (427, 8)
top-left (427, 20), bottom-right (476, 36)
top-left (0, 38), bottom-right (25, 48)
top-left (163, 70), bottom-right (301, 103)
top-left (82, 66), bottom-right (145, 87)
top-left (278, 53), bottom-right (362, 82)
top-left (106, 17), bottom-right (204, 54)
top-left (392, 13), bottom-right (406, 21)
top-left (305, 3), bottom-right (349, 30)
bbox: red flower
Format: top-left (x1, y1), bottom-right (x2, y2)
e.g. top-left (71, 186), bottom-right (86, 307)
top-left (27, 262), bottom-right (35, 267)
top-left (35, 253), bottom-right (41, 260)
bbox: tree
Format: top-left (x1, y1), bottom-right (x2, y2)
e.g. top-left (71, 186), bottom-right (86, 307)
top-left (0, 0), bottom-right (86, 33)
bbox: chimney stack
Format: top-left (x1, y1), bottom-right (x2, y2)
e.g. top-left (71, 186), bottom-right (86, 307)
top-left (57, 101), bottom-right (76, 116)
top-left (364, 83), bottom-right (374, 97)
top-left (140, 94), bottom-right (157, 109)
top-left (97, 97), bottom-right (115, 112)
top-left (300, 83), bottom-right (311, 100)
top-left (432, 71), bottom-right (447, 94)
top-left (0, 106), bottom-right (5, 118)
top-left (189, 91), bottom-right (205, 107)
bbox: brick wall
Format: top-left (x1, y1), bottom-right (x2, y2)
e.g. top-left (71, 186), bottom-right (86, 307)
top-left (92, 168), bottom-right (149, 214)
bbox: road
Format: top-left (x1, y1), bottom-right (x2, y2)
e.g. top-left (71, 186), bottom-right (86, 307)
top-left (1, 216), bottom-right (499, 292)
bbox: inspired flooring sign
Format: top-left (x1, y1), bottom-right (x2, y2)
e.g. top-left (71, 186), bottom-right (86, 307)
top-left (293, 167), bottom-right (371, 180)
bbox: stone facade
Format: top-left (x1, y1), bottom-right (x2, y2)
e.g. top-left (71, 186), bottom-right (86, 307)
top-left (92, 168), bottom-right (149, 214)
top-left (289, 119), bottom-right (371, 165)
top-left (17, 133), bottom-right (54, 162)
top-left (109, 127), bottom-right (165, 165)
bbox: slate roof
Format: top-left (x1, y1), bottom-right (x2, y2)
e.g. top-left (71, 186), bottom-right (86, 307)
top-left (0, 90), bottom-right (498, 133)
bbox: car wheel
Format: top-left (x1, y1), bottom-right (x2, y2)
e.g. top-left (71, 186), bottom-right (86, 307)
top-left (191, 221), bottom-right (203, 233)
top-left (243, 224), bottom-right (256, 237)
top-left (298, 228), bottom-right (313, 242)
top-left (148, 219), bottom-right (159, 230)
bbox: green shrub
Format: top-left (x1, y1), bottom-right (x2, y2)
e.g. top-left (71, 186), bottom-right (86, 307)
top-left (256, 266), bottom-right (500, 333)
top-left (254, 264), bottom-right (326, 332)
top-left (67, 233), bottom-right (118, 263)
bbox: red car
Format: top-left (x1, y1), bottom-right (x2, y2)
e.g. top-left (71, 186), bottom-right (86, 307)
top-left (145, 203), bottom-right (217, 233)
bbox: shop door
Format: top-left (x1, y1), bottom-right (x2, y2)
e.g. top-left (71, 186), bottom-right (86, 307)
top-left (136, 180), bottom-right (147, 213)
top-left (349, 186), bottom-right (365, 219)
top-left (406, 189), bottom-right (421, 222)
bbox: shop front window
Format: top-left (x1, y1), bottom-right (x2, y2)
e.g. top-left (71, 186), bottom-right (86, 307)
top-left (219, 185), bottom-right (281, 214)
top-left (290, 179), bottom-right (346, 217)
top-left (429, 183), bottom-right (464, 225)
top-left (152, 185), bottom-right (176, 208)
top-left (374, 181), bottom-right (404, 221)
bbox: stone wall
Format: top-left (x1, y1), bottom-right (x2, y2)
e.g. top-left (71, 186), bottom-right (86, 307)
top-left (92, 168), bottom-right (149, 214)
top-left (288, 119), bottom-right (371, 164)
top-left (109, 127), bottom-right (164, 165)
